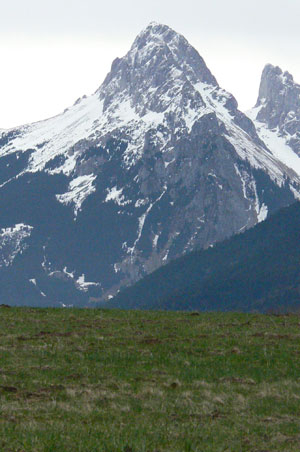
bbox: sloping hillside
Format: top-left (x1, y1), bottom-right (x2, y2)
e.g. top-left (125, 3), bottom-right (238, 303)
top-left (107, 201), bottom-right (300, 312)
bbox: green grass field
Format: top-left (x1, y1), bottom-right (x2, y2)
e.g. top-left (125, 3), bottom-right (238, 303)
top-left (0, 307), bottom-right (300, 451)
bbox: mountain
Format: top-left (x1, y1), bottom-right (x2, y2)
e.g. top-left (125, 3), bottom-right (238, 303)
top-left (248, 64), bottom-right (300, 173)
top-left (1, 23), bottom-right (300, 307)
top-left (106, 201), bottom-right (300, 312)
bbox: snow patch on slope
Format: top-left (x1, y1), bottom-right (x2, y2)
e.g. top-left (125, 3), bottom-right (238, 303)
top-left (247, 108), bottom-right (300, 177)
top-left (29, 278), bottom-right (46, 297)
top-left (128, 189), bottom-right (167, 256)
top-left (0, 95), bottom-right (104, 175)
top-left (0, 224), bottom-right (33, 267)
top-left (56, 174), bottom-right (97, 216)
top-left (76, 274), bottom-right (101, 292)
top-left (257, 203), bottom-right (268, 222)
top-left (105, 186), bottom-right (131, 206)
top-left (234, 164), bottom-right (268, 222)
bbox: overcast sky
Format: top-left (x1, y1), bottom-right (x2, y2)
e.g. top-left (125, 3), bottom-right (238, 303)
top-left (1, 0), bottom-right (299, 128)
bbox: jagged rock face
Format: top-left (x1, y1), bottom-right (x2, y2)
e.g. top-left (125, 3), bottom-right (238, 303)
top-left (99, 22), bottom-right (217, 114)
top-left (0, 23), bottom-right (300, 306)
top-left (252, 64), bottom-right (300, 156)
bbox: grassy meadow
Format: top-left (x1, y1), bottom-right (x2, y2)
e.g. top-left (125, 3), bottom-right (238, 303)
top-left (0, 307), bottom-right (300, 451)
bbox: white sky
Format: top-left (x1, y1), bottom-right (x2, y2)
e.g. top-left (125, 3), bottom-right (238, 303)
top-left (1, 0), bottom-right (299, 128)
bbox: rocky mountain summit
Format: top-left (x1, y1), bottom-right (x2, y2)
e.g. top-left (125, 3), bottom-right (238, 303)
top-left (248, 64), bottom-right (300, 166)
top-left (1, 23), bottom-right (300, 306)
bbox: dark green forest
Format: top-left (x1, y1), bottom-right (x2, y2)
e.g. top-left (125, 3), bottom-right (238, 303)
top-left (107, 201), bottom-right (300, 312)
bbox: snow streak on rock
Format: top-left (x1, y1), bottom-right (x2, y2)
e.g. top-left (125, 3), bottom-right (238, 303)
top-left (0, 224), bottom-right (33, 268)
top-left (56, 174), bottom-right (97, 216)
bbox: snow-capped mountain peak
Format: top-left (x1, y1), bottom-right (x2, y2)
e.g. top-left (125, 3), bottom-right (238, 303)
top-left (127, 21), bottom-right (217, 85)
top-left (1, 26), bottom-right (300, 307)
top-left (98, 22), bottom-right (218, 120)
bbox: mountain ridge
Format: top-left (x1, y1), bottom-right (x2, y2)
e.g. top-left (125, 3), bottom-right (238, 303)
top-left (1, 23), bottom-right (300, 307)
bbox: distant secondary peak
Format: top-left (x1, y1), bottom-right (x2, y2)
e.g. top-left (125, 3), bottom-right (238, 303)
top-left (262, 63), bottom-right (282, 76)
top-left (256, 64), bottom-right (296, 107)
top-left (254, 63), bottom-right (300, 135)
